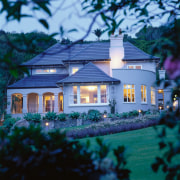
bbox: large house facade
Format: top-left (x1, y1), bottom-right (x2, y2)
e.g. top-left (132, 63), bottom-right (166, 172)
top-left (7, 33), bottom-right (173, 117)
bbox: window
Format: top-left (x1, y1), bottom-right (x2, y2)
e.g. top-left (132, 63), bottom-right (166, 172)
top-left (36, 68), bottom-right (56, 74)
top-left (123, 85), bottom-right (135, 103)
top-left (151, 87), bottom-right (156, 105)
top-left (70, 85), bottom-right (108, 105)
top-left (127, 65), bottom-right (142, 69)
top-left (101, 85), bottom-right (107, 103)
top-left (43, 93), bottom-right (54, 112)
top-left (11, 94), bottom-right (23, 114)
top-left (141, 85), bottom-right (147, 103)
top-left (72, 67), bottom-right (79, 74)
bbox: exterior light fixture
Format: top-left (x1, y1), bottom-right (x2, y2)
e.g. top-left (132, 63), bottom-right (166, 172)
top-left (45, 122), bottom-right (49, 126)
top-left (166, 105), bottom-right (169, 109)
top-left (138, 109), bottom-right (141, 113)
top-left (103, 114), bottom-right (107, 118)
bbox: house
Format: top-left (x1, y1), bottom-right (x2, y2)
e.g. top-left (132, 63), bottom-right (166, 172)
top-left (7, 32), bottom-right (173, 118)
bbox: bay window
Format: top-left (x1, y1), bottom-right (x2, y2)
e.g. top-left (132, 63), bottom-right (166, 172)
top-left (70, 85), bottom-right (108, 105)
top-left (123, 85), bottom-right (135, 103)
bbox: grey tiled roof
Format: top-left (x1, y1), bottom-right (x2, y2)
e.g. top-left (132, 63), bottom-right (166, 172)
top-left (22, 41), bottom-right (159, 66)
top-left (57, 62), bottom-right (120, 85)
top-left (8, 74), bottom-right (68, 89)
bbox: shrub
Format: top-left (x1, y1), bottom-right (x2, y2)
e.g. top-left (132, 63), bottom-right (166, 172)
top-left (69, 112), bottom-right (80, 120)
top-left (0, 126), bottom-right (130, 179)
top-left (57, 113), bottom-right (66, 121)
top-left (88, 110), bottom-right (101, 122)
top-left (3, 116), bottom-right (20, 131)
top-left (24, 113), bottom-right (33, 121)
top-left (108, 113), bottom-right (113, 118)
top-left (81, 112), bottom-right (87, 120)
top-left (122, 112), bottom-right (128, 118)
top-left (32, 113), bottom-right (41, 122)
top-left (44, 111), bottom-right (57, 121)
top-left (128, 110), bottom-right (139, 117)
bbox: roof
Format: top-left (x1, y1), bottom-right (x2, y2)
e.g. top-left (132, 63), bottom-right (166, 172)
top-left (8, 74), bottom-right (68, 89)
top-left (21, 41), bottom-right (159, 66)
top-left (57, 62), bottom-right (120, 85)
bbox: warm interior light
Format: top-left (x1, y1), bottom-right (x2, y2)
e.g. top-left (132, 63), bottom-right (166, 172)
top-left (88, 86), bottom-right (96, 91)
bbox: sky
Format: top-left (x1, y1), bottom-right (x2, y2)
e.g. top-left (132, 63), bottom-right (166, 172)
top-left (0, 0), bottom-right (170, 41)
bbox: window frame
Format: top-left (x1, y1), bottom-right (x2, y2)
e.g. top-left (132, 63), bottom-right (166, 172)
top-left (69, 84), bottom-right (109, 106)
top-left (123, 84), bottom-right (136, 103)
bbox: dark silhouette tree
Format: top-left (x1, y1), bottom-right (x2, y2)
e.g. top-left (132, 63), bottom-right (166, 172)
top-left (93, 29), bottom-right (104, 41)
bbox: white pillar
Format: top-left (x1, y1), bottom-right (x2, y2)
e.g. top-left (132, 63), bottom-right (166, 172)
top-left (23, 95), bottom-right (27, 114)
top-left (7, 95), bottom-right (11, 114)
top-left (54, 93), bottom-right (59, 113)
top-left (159, 70), bottom-right (166, 80)
top-left (38, 94), bottom-right (43, 114)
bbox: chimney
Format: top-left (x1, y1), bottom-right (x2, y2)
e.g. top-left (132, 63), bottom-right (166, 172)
top-left (110, 29), bottom-right (124, 76)
top-left (158, 70), bottom-right (166, 80)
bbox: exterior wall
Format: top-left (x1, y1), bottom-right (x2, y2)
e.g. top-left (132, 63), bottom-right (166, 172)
top-left (123, 61), bottom-right (157, 72)
top-left (63, 85), bottom-right (110, 114)
top-left (112, 69), bottom-right (157, 113)
top-left (7, 88), bottom-right (63, 118)
top-left (93, 61), bottom-right (110, 75)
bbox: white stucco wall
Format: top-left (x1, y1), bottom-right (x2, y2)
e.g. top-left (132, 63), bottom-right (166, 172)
top-left (93, 61), bottom-right (110, 75)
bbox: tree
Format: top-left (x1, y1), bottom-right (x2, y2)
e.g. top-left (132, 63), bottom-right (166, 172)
top-left (93, 29), bottom-right (104, 41)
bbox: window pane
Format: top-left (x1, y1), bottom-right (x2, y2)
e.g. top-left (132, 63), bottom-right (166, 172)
top-left (132, 89), bottom-right (135, 102)
top-left (141, 85), bottom-right (143, 102)
top-left (80, 86), bottom-right (97, 104)
top-left (44, 69), bottom-right (49, 73)
top-left (72, 67), bottom-right (79, 74)
top-left (124, 89), bottom-right (127, 102)
top-left (136, 66), bottom-right (142, 69)
top-left (101, 85), bottom-right (107, 103)
top-left (11, 94), bottom-right (23, 114)
top-left (128, 89), bottom-right (131, 102)
top-left (50, 69), bottom-right (56, 73)
top-left (73, 86), bottom-right (77, 104)
top-left (144, 86), bottom-right (147, 102)
top-left (128, 66), bottom-right (134, 69)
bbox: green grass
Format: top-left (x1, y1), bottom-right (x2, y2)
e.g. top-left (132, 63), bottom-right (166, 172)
top-left (79, 126), bottom-right (177, 180)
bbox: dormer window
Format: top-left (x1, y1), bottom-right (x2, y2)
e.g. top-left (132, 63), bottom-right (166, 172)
top-left (127, 65), bottom-right (142, 69)
top-left (72, 67), bottom-right (79, 74)
top-left (36, 68), bottom-right (56, 74)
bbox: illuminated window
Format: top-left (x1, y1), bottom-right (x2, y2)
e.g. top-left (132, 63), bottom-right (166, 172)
top-left (151, 87), bottom-right (156, 105)
top-left (101, 85), bottom-right (107, 103)
top-left (127, 65), bottom-right (142, 69)
top-left (72, 67), bottom-right (79, 74)
top-left (141, 85), bottom-right (147, 103)
top-left (123, 84), bottom-right (135, 103)
top-left (43, 93), bottom-right (54, 112)
top-left (11, 94), bottom-right (23, 114)
top-left (70, 85), bottom-right (108, 105)
top-left (73, 86), bottom-right (77, 104)
top-left (80, 86), bottom-right (97, 104)
top-left (36, 68), bottom-right (56, 74)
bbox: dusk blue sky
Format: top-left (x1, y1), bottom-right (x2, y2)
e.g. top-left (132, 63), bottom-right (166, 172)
top-left (0, 0), bottom-right (169, 41)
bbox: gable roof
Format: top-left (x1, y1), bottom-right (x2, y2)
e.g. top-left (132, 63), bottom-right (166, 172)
top-left (8, 74), bottom-right (68, 89)
top-left (57, 62), bottom-right (120, 85)
top-left (21, 41), bottom-right (159, 66)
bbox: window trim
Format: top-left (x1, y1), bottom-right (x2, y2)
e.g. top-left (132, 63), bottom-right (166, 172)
top-left (69, 84), bottom-right (109, 106)
top-left (127, 65), bottom-right (142, 70)
top-left (123, 84), bottom-right (136, 103)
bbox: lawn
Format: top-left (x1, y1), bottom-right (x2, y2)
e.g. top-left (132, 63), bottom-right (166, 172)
top-left (79, 126), bottom-right (177, 180)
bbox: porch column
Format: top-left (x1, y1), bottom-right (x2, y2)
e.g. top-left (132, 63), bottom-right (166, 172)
top-left (38, 94), bottom-right (43, 114)
top-left (23, 95), bottom-right (27, 114)
top-left (54, 93), bottom-right (59, 113)
top-left (7, 95), bottom-right (11, 114)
